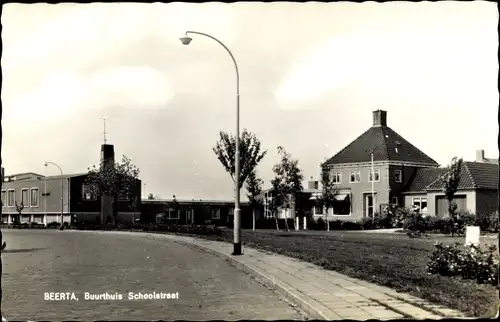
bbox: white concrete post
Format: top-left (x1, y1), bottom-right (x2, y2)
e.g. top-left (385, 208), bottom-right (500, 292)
top-left (303, 217), bottom-right (307, 230)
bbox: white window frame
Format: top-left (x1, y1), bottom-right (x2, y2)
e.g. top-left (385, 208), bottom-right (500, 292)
top-left (30, 188), bottom-right (40, 207)
top-left (349, 171), bottom-right (361, 183)
top-left (167, 209), bottom-right (180, 220)
top-left (21, 188), bottom-right (30, 208)
top-left (212, 208), bottom-right (221, 220)
top-left (391, 197), bottom-right (399, 205)
top-left (81, 184), bottom-right (97, 201)
top-left (394, 170), bottom-right (402, 183)
top-left (332, 172), bottom-right (342, 184)
top-left (369, 168), bottom-right (380, 182)
top-left (1, 190), bottom-right (6, 207)
top-left (7, 189), bottom-right (15, 207)
top-left (412, 197), bottom-right (428, 214)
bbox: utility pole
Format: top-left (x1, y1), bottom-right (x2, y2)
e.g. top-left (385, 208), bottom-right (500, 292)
top-left (368, 148), bottom-right (376, 224)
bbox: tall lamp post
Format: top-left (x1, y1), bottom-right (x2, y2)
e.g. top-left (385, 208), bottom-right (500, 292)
top-left (179, 31), bottom-right (242, 256)
top-left (44, 161), bottom-right (64, 230)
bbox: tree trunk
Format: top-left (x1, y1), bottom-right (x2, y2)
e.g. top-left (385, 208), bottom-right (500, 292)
top-left (284, 210), bottom-right (290, 232)
top-left (252, 209), bottom-right (256, 231)
top-left (112, 197), bottom-right (118, 227)
top-left (274, 214), bottom-right (279, 231)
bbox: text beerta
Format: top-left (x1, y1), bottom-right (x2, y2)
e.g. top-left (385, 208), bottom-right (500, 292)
top-left (44, 292), bottom-right (180, 301)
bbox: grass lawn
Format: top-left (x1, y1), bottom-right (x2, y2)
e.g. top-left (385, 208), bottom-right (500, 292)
top-left (201, 229), bottom-right (498, 318)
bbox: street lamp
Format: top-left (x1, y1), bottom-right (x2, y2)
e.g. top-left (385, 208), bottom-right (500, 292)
top-left (44, 161), bottom-right (64, 230)
top-left (180, 31), bottom-right (242, 256)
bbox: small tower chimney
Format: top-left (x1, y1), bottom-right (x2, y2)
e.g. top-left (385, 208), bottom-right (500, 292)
top-left (101, 144), bottom-right (115, 168)
top-left (475, 149), bottom-right (485, 162)
top-left (372, 110), bottom-right (387, 127)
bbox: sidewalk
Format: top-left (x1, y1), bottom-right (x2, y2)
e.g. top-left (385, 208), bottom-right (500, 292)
top-left (80, 231), bottom-right (467, 320)
top-left (165, 235), bottom-right (466, 320)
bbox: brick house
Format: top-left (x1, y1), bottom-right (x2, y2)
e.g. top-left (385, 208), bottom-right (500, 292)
top-left (402, 159), bottom-right (498, 216)
top-left (321, 110), bottom-right (439, 221)
top-left (319, 110), bottom-right (498, 221)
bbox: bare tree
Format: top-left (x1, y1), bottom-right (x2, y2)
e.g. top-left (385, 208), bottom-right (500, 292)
top-left (245, 170), bottom-right (263, 231)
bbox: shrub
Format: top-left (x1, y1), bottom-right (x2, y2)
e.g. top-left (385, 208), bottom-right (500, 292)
top-left (475, 212), bottom-right (499, 233)
top-left (358, 217), bottom-right (373, 230)
top-left (316, 218), bottom-right (325, 230)
top-left (46, 222), bottom-right (60, 229)
top-left (341, 221), bottom-right (362, 231)
top-left (403, 211), bottom-right (427, 233)
top-left (390, 207), bottom-right (410, 228)
top-left (328, 220), bottom-right (344, 230)
top-left (306, 217), bottom-right (318, 230)
top-left (427, 242), bottom-right (499, 286)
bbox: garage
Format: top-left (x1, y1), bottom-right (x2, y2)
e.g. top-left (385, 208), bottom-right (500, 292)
top-left (435, 195), bottom-right (467, 216)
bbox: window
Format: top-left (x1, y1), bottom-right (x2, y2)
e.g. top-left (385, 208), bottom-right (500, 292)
top-left (21, 189), bottom-right (29, 207)
top-left (212, 208), bottom-right (221, 220)
top-left (1, 190), bottom-right (5, 207)
top-left (30, 188), bottom-right (39, 207)
top-left (228, 207), bottom-right (234, 216)
top-left (394, 170), bottom-right (402, 183)
top-left (33, 215), bottom-right (44, 224)
top-left (392, 197), bottom-right (399, 205)
top-left (167, 209), bottom-right (180, 219)
top-left (412, 197), bottom-right (428, 213)
top-left (21, 214), bottom-right (30, 223)
top-left (349, 171), bottom-right (361, 183)
top-left (314, 205), bottom-right (323, 215)
top-left (369, 169), bottom-right (380, 182)
top-left (7, 189), bottom-right (15, 207)
top-left (332, 172), bottom-right (342, 184)
top-left (117, 190), bottom-right (131, 201)
top-left (81, 184), bottom-right (97, 200)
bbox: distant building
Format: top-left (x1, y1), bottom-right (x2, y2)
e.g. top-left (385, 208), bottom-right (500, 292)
top-left (141, 198), bottom-right (252, 227)
top-left (1, 144), bottom-right (141, 225)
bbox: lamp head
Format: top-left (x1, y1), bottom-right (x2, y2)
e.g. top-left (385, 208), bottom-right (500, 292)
top-left (179, 36), bottom-right (192, 45)
top-left (44, 162), bottom-right (48, 167)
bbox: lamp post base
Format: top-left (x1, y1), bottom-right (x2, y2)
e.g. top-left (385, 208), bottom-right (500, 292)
top-left (232, 242), bottom-right (242, 256)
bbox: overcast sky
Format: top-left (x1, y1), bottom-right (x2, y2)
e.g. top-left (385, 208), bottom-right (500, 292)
top-left (1, 2), bottom-right (498, 200)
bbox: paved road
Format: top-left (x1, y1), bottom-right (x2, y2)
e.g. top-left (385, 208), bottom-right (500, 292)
top-left (1, 230), bottom-right (306, 321)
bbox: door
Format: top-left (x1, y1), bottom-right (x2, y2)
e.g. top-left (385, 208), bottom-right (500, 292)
top-left (365, 194), bottom-right (376, 218)
top-left (186, 210), bottom-right (194, 225)
top-left (436, 195), bottom-right (466, 217)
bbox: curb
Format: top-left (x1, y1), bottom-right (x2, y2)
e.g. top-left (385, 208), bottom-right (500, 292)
top-left (173, 240), bottom-right (331, 320)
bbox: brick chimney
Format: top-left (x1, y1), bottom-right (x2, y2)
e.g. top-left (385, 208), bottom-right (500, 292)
top-left (373, 110), bottom-right (387, 127)
top-left (100, 144), bottom-right (115, 224)
top-left (100, 144), bottom-right (115, 168)
top-left (475, 149), bottom-right (485, 162)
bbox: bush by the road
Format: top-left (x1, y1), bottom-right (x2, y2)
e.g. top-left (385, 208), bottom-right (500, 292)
top-left (199, 229), bottom-right (497, 317)
top-left (402, 210), bottom-right (499, 237)
top-left (69, 222), bottom-right (223, 237)
top-left (427, 242), bottom-right (499, 286)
